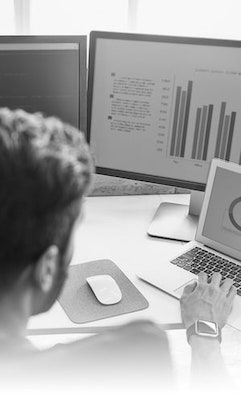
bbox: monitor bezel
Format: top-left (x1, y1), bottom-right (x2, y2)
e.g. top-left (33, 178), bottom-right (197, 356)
top-left (87, 30), bottom-right (241, 192)
top-left (0, 35), bottom-right (87, 133)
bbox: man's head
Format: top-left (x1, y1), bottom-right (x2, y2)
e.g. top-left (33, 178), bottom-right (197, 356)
top-left (0, 108), bottom-right (93, 315)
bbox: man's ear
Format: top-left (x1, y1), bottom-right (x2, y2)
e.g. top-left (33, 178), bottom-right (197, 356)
top-left (33, 245), bottom-right (59, 293)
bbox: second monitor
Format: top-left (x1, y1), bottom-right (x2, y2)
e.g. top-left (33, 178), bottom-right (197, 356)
top-left (87, 31), bottom-right (241, 240)
top-left (0, 36), bottom-right (87, 133)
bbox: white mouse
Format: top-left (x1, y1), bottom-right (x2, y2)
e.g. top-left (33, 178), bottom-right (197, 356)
top-left (86, 274), bottom-right (122, 305)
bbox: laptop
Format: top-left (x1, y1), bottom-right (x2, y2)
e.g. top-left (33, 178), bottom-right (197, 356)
top-left (137, 158), bottom-right (241, 330)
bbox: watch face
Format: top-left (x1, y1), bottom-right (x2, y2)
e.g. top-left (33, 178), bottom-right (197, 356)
top-left (196, 320), bottom-right (217, 335)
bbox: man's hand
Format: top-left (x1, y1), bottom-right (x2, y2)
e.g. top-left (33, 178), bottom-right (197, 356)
top-left (180, 272), bottom-right (237, 329)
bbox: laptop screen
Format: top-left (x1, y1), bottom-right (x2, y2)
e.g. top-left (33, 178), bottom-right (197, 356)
top-left (202, 166), bottom-right (241, 252)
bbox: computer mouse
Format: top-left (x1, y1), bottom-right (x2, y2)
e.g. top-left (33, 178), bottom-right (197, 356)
top-left (86, 274), bottom-right (122, 305)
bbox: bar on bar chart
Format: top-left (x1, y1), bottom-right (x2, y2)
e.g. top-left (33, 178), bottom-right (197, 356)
top-left (175, 91), bottom-right (186, 157)
top-left (180, 81), bottom-right (193, 157)
top-left (202, 104), bottom-right (213, 161)
top-left (191, 108), bottom-right (202, 159)
top-left (220, 115), bottom-right (230, 159)
top-left (215, 102), bottom-right (226, 157)
top-left (214, 102), bottom-right (237, 160)
top-left (169, 80), bottom-right (193, 158)
top-left (197, 106), bottom-right (208, 160)
top-left (225, 112), bottom-right (236, 161)
top-left (191, 104), bottom-right (213, 161)
top-left (170, 86), bottom-right (182, 156)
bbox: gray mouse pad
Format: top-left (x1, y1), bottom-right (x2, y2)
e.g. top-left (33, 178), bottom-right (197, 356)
top-left (58, 259), bottom-right (149, 324)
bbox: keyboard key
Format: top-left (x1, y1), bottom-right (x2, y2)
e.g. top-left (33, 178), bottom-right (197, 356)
top-left (183, 265), bottom-right (193, 271)
top-left (190, 269), bottom-right (200, 274)
top-left (227, 262), bottom-right (235, 267)
top-left (231, 268), bottom-right (240, 274)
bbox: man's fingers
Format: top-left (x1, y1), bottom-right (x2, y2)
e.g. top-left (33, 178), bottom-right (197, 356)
top-left (221, 278), bottom-right (234, 294)
top-left (227, 285), bottom-right (237, 302)
top-left (210, 272), bottom-right (222, 287)
top-left (198, 271), bottom-right (208, 284)
top-left (182, 281), bottom-right (197, 295)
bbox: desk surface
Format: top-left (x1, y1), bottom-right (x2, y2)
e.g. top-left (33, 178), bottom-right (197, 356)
top-left (27, 193), bottom-right (241, 390)
top-left (28, 194), bottom-right (190, 334)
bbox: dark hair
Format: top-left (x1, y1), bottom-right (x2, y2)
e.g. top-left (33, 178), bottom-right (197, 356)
top-left (0, 108), bottom-right (93, 292)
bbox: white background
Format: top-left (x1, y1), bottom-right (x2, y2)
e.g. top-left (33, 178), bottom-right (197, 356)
top-left (1, 0), bottom-right (241, 39)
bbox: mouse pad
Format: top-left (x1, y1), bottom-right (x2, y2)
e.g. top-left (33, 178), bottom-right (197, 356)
top-left (58, 259), bottom-right (149, 324)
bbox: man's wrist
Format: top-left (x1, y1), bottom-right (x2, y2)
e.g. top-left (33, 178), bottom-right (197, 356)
top-left (189, 334), bottom-right (221, 348)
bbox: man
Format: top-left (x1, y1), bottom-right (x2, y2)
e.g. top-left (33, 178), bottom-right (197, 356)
top-left (0, 108), bottom-right (237, 393)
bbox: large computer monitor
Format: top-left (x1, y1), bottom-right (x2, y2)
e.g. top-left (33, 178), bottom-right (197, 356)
top-left (0, 36), bottom-right (87, 132)
top-left (87, 31), bottom-right (241, 240)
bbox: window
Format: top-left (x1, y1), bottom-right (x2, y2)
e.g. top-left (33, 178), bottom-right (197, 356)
top-left (136, 0), bottom-right (241, 40)
top-left (0, 0), bottom-right (14, 35)
top-left (1, 1), bottom-right (241, 40)
top-left (30, 0), bottom-right (129, 35)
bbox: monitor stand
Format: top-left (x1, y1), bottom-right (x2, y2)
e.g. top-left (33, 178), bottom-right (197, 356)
top-left (147, 190), bottom-right (204, 242)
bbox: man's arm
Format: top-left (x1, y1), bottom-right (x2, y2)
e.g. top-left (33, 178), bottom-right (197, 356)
top-left (189, 335), bottom-right (226, 378)
top-left (180, 272), bottom-right (236, 385)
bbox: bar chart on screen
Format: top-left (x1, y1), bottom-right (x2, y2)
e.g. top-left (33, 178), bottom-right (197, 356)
top-left (167, 72), bottom-right (240, 165)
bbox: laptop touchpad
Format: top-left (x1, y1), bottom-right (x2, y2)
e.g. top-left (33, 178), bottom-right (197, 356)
top-left (174, 278), bottom-right (198, 298)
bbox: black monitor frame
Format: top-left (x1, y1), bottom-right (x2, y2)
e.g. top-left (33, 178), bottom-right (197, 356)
top-left (0, 35), bottom-right (87, 133)
top-left (87, 30), bottom-right (241, 192)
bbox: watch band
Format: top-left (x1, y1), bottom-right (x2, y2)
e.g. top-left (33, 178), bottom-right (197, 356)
top-left (186, 320), bottom-right (222, 344)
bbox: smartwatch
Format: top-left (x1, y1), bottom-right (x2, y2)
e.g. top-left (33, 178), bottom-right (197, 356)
top-left (186, 320), bottom-right (222, 344)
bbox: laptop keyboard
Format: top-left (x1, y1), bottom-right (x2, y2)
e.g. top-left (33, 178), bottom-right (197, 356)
top-left (171, 246), bottom-right (241, 296)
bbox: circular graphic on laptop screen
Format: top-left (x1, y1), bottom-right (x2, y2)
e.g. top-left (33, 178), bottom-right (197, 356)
top-left (228, 197), bottom-right (241, 232)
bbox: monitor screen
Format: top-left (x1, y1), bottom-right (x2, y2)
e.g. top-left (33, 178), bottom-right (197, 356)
top-left (202, 166), bottom-right (241, 253)
top-left (0, 36), bottom-right (87, 133)
top-left (88, 31), bottom-right (241, 191)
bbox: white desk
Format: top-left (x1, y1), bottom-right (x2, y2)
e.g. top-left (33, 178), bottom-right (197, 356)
top-left (29, 195), bottom-right (241, 389)
top-left (28, 194), bottom-right (190, 334)
top-left (27, 194), bottom-right (241, 390)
